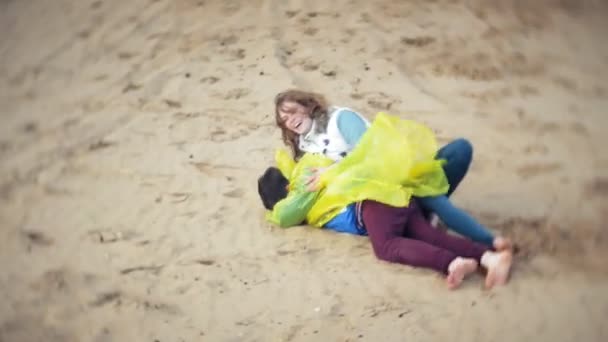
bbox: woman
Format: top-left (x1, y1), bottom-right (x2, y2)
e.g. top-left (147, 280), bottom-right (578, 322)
top-left (273, 89), bottom-right (512, 250)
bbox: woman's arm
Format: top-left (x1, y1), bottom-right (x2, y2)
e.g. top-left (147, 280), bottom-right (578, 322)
top-left (305, 110), bottom-right (368, 191)
top-left (337, 110), bottom-right (369, 147)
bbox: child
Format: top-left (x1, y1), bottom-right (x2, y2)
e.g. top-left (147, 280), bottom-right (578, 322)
top-left (258, 167), bottom-right (513, 290)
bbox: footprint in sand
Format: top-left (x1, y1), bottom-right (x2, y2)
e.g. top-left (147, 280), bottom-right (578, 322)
top-left (89, 291), bottom-right (121, 307)
top-left (89, 290), bottom-right (180, 315)
top-left (283, 324), bottom-right (306, 341)
top-left (461, 87), bottom-right (514, 103)
top-left (519, 84), bottom-right (540, 97)
top-left (298, 16), bottom-right (310, 25)
top-left (516, 162), bottom-right (562, 180)
top-left (303, 27), bottom-right (318, 36)
top-left (87, 229), bottom-right (138, 244)
top-left (173, 111), bottom-right (201, 120)
top-left (553, 75), bottom-right (578, 92)
top-left (354, 91), bottom-right (401, 111)
top-left (350, 93), bottom-right (364, 100)
top-left (221, 88), bottom-right (251, 100)
top-left (30, 268), bottom-right (98, 295)
top-left (164, 99), bottom-right (182, 108)
top-left (584, 178), bottom-right (608, 198)
top-left (221, 1), bottom-right (240, 15)
top-left (359, 12), bottom-right (372, 23)
top-left (122, 82), bottom-right (142, 93)
top-left (78, 30), bottom-right (91, 39)
top-left (569, 122), bottom-right (589, 136)
top-left (592, 85), bottom-right (606, 97)
top-left (218, 34), bottom-right (239, 46)
top-left (89, 140), bottom-right (116, 151)
top-left (294, 57), bottom-right (319, 71)
top-left (210, 31), bottom-right (246, 60)
top-left (536, 122), bottom-right (560, 134)
top-left (200, 76), bottom-right (220, 84)
top-left (276, 249), bottom-right (297, 256)
top-left (223, 188), bottom-right (244, 198)
top-left (210, 206), bottom-right (226, 223)
top-left (21, 230), bottom-right (54, 247)
top-left (275, 42), bottom-right (297, 66)
top-left (22, 122), bottom-right (38, 134)
top-left (93, 74), bottom-right (108, 81)
top-left (285, 10), bottom-right (299, 18)
top-left (82, 100), bottom-right (106, 112)
top-left (228, 49), bottom-right (246, 60)
top-left (117, 51), bottom-right (137, 60)
top-left (322, 69), bottom-right (337, 78)
top-left (90, 1), bottom-right (102, 10)
top-left (120, 265), bottom-right (164, 276)
top-left (209, 127), bottom-right (227, 140)
top-left (400, 36), bottom-right (435, 47)
top-left (433, 63), bottom-right (502, 81)
top-left (171, 111), bottom-right (256, 143)
top-left (191, 161), bottom-right (245, 176)
top-left (0, 314), bottom-right (76, 342)
top-left (193, 259), bottom-right (216, 266)
top-left (502, 53), bottom-right (546, 77)
top-left (523, 143), bottom-right (549, 155)
top-left (168, 192), bottom-right (191, 203)
top-left (0, 140), bottom-right (11, 153)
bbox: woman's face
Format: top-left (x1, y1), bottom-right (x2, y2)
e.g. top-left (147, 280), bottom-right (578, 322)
top-left (277, 100), bottom-right (313, 135)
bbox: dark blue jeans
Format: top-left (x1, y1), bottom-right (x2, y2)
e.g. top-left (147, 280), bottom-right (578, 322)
top-left (416, 139), bottom-right (495, 246)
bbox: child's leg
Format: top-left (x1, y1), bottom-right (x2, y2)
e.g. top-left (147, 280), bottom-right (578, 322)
top-left (405, 202), bottom-right (490, 263)
top-left (361, 200), bottom-right (458, 274)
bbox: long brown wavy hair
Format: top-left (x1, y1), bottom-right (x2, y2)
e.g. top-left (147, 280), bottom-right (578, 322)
top-left (274, 89), bottom-right (330, 160)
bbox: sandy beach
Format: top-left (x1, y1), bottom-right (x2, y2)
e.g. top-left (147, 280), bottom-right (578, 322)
top-left (1, 0), bottom-right (608, 341)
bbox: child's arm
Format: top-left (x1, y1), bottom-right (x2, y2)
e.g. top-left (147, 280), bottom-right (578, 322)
top-left (268, 165), bottom-right (324, 228)
top-left (267, 190), bottom-right (318, 228)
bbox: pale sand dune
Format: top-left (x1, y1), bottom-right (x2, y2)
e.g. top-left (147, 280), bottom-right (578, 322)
top-left (1, 0), bottom-right (607, 341)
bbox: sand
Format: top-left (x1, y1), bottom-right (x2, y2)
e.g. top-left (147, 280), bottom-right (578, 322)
top-left (1, 0), bottom-right (608, 341)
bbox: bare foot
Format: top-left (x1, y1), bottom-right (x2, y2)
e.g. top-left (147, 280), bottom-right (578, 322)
top-left (493, 237), bottom-right (513, 251)
top-left (446, 257), bottom-right (478, 290)
top-left (482, 251), bottom-right (513, 289)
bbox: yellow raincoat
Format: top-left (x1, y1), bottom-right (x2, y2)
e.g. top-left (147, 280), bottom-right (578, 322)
top-left (267, 112), bottom-right (449, 228)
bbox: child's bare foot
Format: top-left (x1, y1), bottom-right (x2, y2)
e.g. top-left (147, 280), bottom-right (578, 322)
top-left (446, 257), bottom-right (478, 290)
top-left (493, 237), bottom-right (513, 251)
top-left (481, 250), bottom-right (513, 289)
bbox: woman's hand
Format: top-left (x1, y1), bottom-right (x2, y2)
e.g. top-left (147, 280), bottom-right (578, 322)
top-left (305, 167), bottom-right (327, 192)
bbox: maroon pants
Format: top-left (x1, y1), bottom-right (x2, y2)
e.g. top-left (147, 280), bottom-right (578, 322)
top-left (361, 200), bottom-right (490, 274)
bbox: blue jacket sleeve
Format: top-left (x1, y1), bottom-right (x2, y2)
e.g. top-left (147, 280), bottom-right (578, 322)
top-left (337, 110), bottom-right (368, 147)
